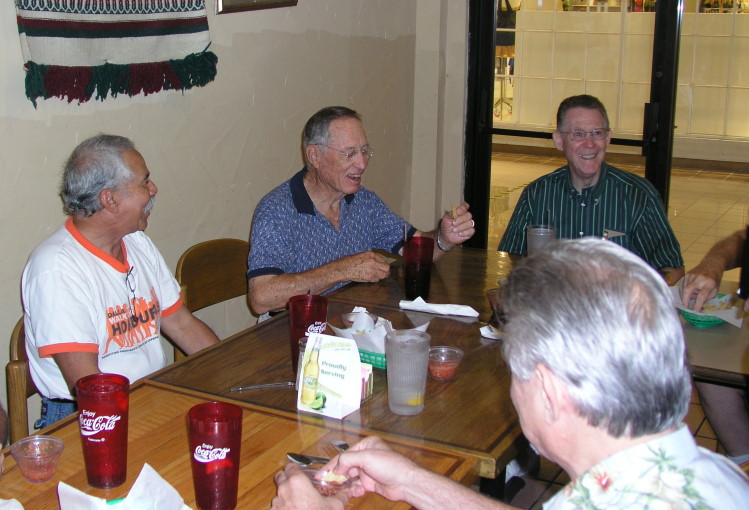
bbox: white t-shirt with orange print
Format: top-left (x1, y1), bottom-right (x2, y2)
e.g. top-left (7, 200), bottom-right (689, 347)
top-left (22, 218), bottom-right (182, 400)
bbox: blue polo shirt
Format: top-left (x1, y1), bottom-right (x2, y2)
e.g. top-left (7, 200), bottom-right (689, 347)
top-left (248, 168), bottom-right (415, 293)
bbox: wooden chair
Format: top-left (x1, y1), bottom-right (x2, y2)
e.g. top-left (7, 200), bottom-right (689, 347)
top-left (6, 317), bottom-right (39, 444)
top-left (173, 238), bottom-right (250, 360)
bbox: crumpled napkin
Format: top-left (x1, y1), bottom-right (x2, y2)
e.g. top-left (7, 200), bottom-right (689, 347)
top-left (669, 286), bottom-right (744, 328)
top-left (480, 324), bottom-right (502, 340)
top-left (399, 297), bottom-right (479, 317)
top-left (330, 307), bottom-right (429, 354)
top-left (58, 463), bottom-right (189, 509)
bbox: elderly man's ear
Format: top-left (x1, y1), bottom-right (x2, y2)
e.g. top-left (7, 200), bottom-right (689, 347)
top-left (305, 145), bottom-right (320, 168)
top-left (535, 364), bottom-right (570, 424)
top-left (99, 188), bottom-right (119, 213)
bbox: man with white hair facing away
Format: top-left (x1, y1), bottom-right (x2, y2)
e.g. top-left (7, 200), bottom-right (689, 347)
top-left (272, 238), bottom-right (749, 509)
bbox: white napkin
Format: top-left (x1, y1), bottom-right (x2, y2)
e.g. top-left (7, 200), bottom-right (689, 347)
top-left (480, 325), bottom-right (502, 340)
top-left (59, 463), bottom-right (189, 510)
top-left (399, 297), bottom-right (479, 317)
top-left (330, 307), bottom-right (392, 354)
top-left (669, 286), bottom-right (744, 328)
top-left (0, 500), bottom-right (23, 509)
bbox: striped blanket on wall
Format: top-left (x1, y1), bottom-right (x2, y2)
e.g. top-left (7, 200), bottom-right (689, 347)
top-left (15, 0), bottom-right (218, 106)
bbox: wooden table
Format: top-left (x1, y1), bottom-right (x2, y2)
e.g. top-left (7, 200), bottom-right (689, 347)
top-left (151, 248), bottom-right (523, 480)
top-left (683, 282), bottom-right (749, 388)
top-left (0, 381), bottom-right (478, 508)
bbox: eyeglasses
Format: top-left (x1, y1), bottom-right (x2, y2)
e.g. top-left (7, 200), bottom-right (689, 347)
top-left (560, 128), bottom-right (610, 142)
top-left (126, 266), bottom-right (137, 320)
top-left (319, 145), bottom-right (374, 160)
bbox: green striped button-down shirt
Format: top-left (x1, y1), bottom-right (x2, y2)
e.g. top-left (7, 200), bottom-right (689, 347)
top-left (498, 163), bottom-right (684, 270)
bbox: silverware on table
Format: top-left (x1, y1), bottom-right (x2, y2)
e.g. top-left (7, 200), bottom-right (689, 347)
top-left (286, 453), bottom-right (331, 466)
top-left (229, 381), bottom-right (294, 392)
top-left (322, 441), bottom-right (350, 457)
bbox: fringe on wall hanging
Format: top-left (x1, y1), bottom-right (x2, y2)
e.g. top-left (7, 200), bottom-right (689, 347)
top-left (15, 0), bottom-right (219, 107)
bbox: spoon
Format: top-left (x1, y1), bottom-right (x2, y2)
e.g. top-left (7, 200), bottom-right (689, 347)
top-left (286, 453), bottom-right (331, 466)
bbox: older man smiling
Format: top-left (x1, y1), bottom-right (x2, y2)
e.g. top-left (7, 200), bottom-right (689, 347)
top-left (498, 94), bottom-right (684, 286)
top-left (247, 106), bottom-right (475, 318)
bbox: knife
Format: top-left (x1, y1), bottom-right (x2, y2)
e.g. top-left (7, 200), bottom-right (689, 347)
top-left (286, 452), bottom-right (331, 465)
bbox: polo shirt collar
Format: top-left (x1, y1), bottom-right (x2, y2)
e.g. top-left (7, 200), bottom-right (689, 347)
top-left (290, 167), bottom-right (356, 215)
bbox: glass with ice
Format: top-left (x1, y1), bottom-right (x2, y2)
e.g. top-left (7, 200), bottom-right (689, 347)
top-left (385, 330), bottom-right (431, 415)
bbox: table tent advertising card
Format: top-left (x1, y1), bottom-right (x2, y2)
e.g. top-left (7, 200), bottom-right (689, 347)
top-left (297, 333), bottom-right (361, 419)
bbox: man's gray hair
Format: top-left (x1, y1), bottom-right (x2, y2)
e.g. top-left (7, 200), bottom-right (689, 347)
top-left (60, 134), bottom-right (136, 217)
top-left (303, 106), bottom-right (362, 149)
top-left (502, 238), bottom-right (690, 439)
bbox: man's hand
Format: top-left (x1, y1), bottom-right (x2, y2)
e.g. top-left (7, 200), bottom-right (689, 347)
top-left (326, 436), bottom-right (417, 501)
top-left (249, 251), bottom-right (391, 314)
top-left (681, 261), bottom-right (723, 312)
top-left (440, 202), bottom-right (475, 247)
top-left (334, 252), bottom-right (391, 283)
top-left (681, 228), bottom-right (748, 312)
top-left (271, 463), bottom-right (348, 510)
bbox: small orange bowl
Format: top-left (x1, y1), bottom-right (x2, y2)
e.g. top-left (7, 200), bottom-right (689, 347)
top-left (428, 347), bottom-right (464, 381)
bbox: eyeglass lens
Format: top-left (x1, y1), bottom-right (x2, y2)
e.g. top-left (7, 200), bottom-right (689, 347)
top-left (568, 129), bottom-right (608, 141)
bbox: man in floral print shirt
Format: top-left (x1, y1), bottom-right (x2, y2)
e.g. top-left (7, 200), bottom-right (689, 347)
top-left (272, 239), bottom-right (749, 509)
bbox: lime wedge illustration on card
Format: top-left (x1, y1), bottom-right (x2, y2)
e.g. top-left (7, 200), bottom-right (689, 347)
top-left (310, 392), bottom-right (327, 410)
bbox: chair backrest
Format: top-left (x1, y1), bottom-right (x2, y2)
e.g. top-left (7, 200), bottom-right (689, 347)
top-left (173, 238), bottom-right (249, 359)
top-left (175, 238), bottom-right (250, 312)
top-left (6, 317), bottom-right (39, 443)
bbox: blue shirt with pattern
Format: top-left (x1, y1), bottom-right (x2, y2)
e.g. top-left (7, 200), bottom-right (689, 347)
top-left (248, 168), bottom-right (414, 294)
top-left (498, 163), bottom-right (684, 271)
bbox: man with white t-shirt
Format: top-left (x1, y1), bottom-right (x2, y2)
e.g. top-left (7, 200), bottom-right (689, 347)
top-left (22, 134), bottom-right (219, 430)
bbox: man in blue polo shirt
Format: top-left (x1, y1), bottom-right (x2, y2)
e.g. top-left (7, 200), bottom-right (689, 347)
top-left (499, 94), bottom-right (684, 285)
top-left (247, 106), bottom-right (476, 317)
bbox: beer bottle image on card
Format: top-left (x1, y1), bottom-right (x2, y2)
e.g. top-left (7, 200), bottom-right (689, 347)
top-left (301, 336), bottom-right (321, 405)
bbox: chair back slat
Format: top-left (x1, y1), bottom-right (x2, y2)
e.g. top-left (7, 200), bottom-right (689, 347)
top-left (6, 317), bottom-right (39, 443)
top-left (176, 238), bottom-right (249, 312)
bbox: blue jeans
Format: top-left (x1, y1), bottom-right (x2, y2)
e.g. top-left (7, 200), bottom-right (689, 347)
top-left (34, 397), bottom-right (77, 430)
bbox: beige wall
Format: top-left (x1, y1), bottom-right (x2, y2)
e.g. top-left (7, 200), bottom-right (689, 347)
top-left (0, 1), bottom-right (469, 424)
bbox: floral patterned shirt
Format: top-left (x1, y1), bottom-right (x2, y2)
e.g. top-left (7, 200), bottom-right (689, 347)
top-left (545, 425), bottom-right (749, 509)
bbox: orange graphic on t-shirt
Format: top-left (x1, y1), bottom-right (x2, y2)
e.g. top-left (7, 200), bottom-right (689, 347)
top-left (104, 288), bottom-right (161, 355)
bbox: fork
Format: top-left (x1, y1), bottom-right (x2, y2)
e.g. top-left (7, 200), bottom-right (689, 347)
top-left (323, 441), bottom-right (349, 457)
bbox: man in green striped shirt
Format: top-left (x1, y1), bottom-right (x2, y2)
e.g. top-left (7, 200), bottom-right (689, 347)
top-left (499, 94), bottom-right (684, 285)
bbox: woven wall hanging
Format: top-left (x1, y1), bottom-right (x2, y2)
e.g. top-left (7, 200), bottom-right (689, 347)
top-left (15, 0), bottom-right (218, 107)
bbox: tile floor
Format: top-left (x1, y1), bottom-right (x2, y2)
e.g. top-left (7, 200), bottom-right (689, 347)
top-left (488, 151), bottom-right (748, 508)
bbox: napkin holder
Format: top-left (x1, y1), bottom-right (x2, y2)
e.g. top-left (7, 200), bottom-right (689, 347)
top-left (297, 333), bottom-right (362, 419)
top-left (58, 463), bottom-right (189, 509)
top-left (329, 308), bottom-right (430, 369)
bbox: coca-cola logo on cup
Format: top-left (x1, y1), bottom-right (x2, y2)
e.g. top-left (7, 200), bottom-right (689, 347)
top-left (194, 443), bottom-right (231, 463)
top-left (306, 321), bottom-right (326, 335)
top-left (79, 409), bottom-right (121, 437)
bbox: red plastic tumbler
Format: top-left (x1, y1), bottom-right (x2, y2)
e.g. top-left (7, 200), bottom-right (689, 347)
top-left (288, 294), bottom-right (328, 375)
top-left (188, 402), bottom-right (243, 510)
top-left (403, 236), bottom-right (434, 300)
top-left (75, 373), bottom-right (130, 488)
